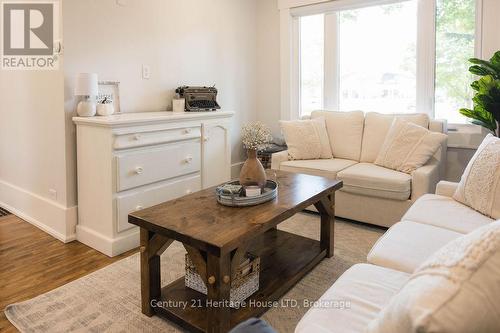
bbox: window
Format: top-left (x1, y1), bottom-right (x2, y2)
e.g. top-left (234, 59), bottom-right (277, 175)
top-left (300, 14), bottom-right (325, 114)
top-left (294, 0), bottom-right (479, 123)
top-left (338, 2), bottom-right (417, 113)
top-left (435, 0), bottom-right (476, 123)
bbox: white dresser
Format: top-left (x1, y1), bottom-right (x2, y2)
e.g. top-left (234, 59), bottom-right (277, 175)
top-left (73, 111), bottom-right (234, 256)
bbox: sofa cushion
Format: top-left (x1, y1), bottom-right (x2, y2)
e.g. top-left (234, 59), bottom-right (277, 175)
top-left (280, 158), bottom-right (357, 179)
top-left (374, 119), bottom-right (447, 174)
top-left (337, 163), bottom-right (412, 201)
top-left (367, 221), bottom-right (462, 273)
top-left (360, 112), bottom-right (430, 162)
top-left (453, 134), bottom-right (500, 219)
top-left (310, 110), bottom-right (365, 161)
top-left (403, 194), bottom-right (494, 234)
top-left (295, 263), bottom-right (410, 333)
top-left (368, 220), bottom-right (500, 333)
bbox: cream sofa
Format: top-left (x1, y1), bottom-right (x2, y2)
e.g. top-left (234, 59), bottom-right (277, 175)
top-left (271, 111), bottom-right (447, 227)
top-left (295, 181), bottom-right (495, 333)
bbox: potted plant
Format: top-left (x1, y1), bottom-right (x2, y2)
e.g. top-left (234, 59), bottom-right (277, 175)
top-left (240, 122), bottom-right (273, 187)
top-left (459, 51), bottom-right (500, 137)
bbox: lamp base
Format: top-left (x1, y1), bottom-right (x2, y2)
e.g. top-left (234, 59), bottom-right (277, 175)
top-left (77, 100), bottom-right (96, 117)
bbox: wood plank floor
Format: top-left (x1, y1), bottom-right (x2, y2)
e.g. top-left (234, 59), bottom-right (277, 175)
top-left (0, 214), bottom-right (137, 332)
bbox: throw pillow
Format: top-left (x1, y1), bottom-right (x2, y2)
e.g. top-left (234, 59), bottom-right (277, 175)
top-left (311, 110), bottom-right (365, 161)
top-left (280, 118), bottom-right (332, 160)
top-left (367, 220), bottom-right (500, 333)
top-left (360, 112), bottom-right (430, 162)
top-left (374, 118), bottom-right (447, 174)
top-left (453, 134), bottom-right (500, 219)
top-left (311, 117), bottom-right (333, 159)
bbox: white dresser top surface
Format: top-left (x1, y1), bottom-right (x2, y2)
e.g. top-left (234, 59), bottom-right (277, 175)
top-left (73, 111), bottom-right (234, 127)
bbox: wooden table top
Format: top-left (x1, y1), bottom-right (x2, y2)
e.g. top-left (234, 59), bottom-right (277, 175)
top-left (129, 170), bottom-right (342, 255)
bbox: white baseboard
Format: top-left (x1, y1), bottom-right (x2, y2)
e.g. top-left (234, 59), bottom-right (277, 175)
top-left (76, 224), bottom-right (139, 257)
top-left (231, 161), bottom-right (244, 179)
top-left (0, 179), bottom-right (77, 242)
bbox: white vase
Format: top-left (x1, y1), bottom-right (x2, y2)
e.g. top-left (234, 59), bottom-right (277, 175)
top-left (77, 100), bottom-right (96, 117)
top-left (97, 103), bottom-right (114, 116)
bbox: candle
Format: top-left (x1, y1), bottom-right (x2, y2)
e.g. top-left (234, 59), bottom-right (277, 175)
top-left (245, 186), bottom-right (262, 197)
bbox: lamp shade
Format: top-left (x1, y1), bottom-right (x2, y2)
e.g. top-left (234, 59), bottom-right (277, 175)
top-left (74, 73), bottom-right (98, 97)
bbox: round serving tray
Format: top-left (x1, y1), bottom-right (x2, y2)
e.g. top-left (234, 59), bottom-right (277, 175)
top-left (216, 180), bottom-right (278, 207)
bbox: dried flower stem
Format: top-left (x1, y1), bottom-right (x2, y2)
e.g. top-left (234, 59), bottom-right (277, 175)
top-left (241, 122), bottom-right (273, 150)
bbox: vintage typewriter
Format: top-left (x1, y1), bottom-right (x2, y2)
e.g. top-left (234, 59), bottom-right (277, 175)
top-left (175, 86), bottom-right (221, 112)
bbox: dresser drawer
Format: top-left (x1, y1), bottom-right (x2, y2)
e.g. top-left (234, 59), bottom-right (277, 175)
top-left (114, 126), bottom-right (201, 150)
top-left (116, 141), bottom-right (200, 191)
top-left (116, 175), bottom-right (201, 233)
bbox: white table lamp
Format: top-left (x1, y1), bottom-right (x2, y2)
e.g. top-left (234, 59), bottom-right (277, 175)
top-left (75, 73), bottom-right (98, 117)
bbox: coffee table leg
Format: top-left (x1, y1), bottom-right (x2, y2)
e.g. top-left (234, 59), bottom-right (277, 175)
top-left (315, 193), bottom-right (335, 258)
top-left (140, 228), bottom-right (161, 316)
top-left (206, 252), bottom-right (231, 333)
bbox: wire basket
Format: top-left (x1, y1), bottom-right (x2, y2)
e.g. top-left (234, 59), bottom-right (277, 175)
top-left (185, 253), bottom-right (260, 308)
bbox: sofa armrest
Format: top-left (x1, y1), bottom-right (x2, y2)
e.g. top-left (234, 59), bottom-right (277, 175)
top-left (429, 119), bottom-right (448, 179)
top-left (436, 181), bottom-right (459, 197)
top-left (429, 118), bottom-right (447, 134)
top-left (411, 158), bottom-right (440, 201)
top-left (270, 150), bottom-right (288, 170)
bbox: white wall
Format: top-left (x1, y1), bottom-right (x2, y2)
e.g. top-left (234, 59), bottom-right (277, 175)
top-left (63, 0), bottom-right (259, 205)
top-left (0, 71), bottom-right (65, 204)
top-left (256, 0), bottom-right (282, 137)
top-left (0, 70), bottom-right (77, 240)
top-left (257, 0), bottom-right (281, 136)
top-left (0, 1), bottom-right (77, 241)
top-left (256, 0), bottom-right (500, 181)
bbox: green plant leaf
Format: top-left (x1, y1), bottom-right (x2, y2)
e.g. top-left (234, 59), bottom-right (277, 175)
top-left (476, 75), bottom-right (496, 92)
top-left (469, 58), bottom-right (500, 77)
top-left (471, 120), bottom-right (497, 131)
top-left (489, 51), bottom-right (500, 72)
top-left (469, 65), bottom-right (496, 77)
top-left (470, 80), bottom-right (480, 91)
top-left (459, 107), bottom-right (497, 131)
top-left (461, 52), bottom-right (500, 133)
top-left (473, 94), bottom-right (493, 106)
top-left (459, 108), bottom-right (474, 118)
top-left (471, 119), bottom-right (489, 127)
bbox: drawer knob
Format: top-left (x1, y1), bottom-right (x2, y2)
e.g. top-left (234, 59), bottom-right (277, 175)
top-left (135, 166), bottom-right (144, 174)
top-left (184, 156), bottom-right (193, 164)
top-left (184, 128), bottom-right (192, 134)
top-left (203, 136), bottom-right (210, 142)
top-left (133, 134), bottom-right (141, 140)
top-left (135, 205), bottom-right (144, 211)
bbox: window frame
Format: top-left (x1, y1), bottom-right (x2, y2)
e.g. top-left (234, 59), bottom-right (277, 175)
top-left (281, 0), bottom-right (483, 123)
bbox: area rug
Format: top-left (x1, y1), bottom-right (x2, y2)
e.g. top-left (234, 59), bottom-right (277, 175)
top-left (5, 213), bottom-right (384, 333)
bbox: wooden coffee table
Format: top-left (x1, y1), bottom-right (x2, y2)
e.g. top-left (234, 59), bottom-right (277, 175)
top-left (129, 170), bottom-right (342, 333)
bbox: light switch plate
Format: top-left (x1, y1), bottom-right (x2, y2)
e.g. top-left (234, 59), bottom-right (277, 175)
top-left (142, 65), bottom-right (151, 80)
